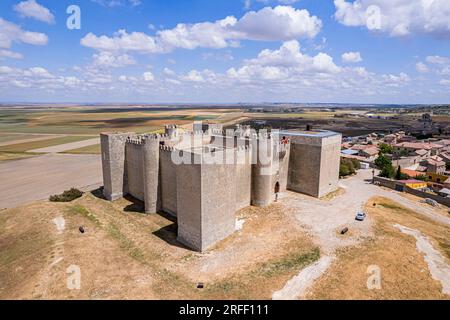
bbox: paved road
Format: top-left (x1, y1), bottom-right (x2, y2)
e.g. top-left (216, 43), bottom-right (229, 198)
top-left (29, 138), bottom-right (100, 153)
top-left (0, 153), bottom-right (102, 209)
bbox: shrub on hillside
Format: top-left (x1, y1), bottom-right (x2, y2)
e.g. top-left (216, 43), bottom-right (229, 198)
top-left (339, 158), bottom-right (360, 177)
top-left (50, 188), bottom-right (83, 202)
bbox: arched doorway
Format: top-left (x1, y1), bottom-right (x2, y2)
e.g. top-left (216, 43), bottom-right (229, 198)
top-left (274, 181), bottom-right (280, 202)
top-left (274, 182), bottom-right (280, 194)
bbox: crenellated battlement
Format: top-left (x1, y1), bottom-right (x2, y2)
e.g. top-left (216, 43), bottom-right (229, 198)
top-left (159, 145), bottom-right (175, 152)
top-left (100, 124), bottom-right (341, 252)
top-left (126, 138), bottom-right (144, 146)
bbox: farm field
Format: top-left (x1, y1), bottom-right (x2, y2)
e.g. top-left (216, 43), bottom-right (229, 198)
top-left (0, 136), bottom-right (95, 153)
top-left (0, 106), bottom-right (230, 135)
top-left (1, 105), bottom-right (449, 139)
top-left (63, 144), bottom-right (101, 155)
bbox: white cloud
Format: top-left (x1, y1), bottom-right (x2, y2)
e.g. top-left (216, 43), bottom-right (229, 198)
top-left (334, 0), bottom-right (450, 37)
top-left (81, 6), bottom-right (322, 54)
top-left (81, 30), bottom-right (162, 53)
top-left (426, 55), bottom-right (449, 64)
top-left (342, 51), bottom-right (362, 63)
top-left (0, 18), bottom-right (48, 49)
top-left (416, 62), bottom-right (429, 73)
top-left (91, 0), bottom-right (141, 7)
top-left (233, 6), bottom-right (322, 41)
top-left (92, 51), bottom-right (136, 68)
top-left (0, 49), bottom-right (23, 59)
top-left (229, 40), bottom-right (341, 79)
top-left (14, 0), bottom-right (55, 24)
top-left (180, 70), bottom-right (206, 83)
top-left (143, 71), bottom-right (155, 81)
top-left (157, 16), bottom-right (239, 50)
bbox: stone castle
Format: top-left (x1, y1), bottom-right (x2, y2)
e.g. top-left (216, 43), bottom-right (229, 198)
top-left (100, 123), bottom-right (341, 252)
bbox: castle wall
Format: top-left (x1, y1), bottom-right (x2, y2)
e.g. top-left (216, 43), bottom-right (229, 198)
top-left (279, 143), bottom-right (291, 192)
top-left (318, 135), bottom-right (342, 198)
top-left (251, 138), bottom-right (274, 207)
top-left (285, 132), bottom-right (341, 198)
top-left (142, 136), bottom-right (161, 214)
top-left (177, 150), bottom-right (237, 252)
top-left (201, 154), bottom-right (236, 251)
top-left (176, 161), bottom-right (203, 251)
top-left (100, 133), bottom-right (129, 201)
top-left (125, 142), bottom-right (144, 201)
top-left (235, 147), bottom-right (252, 211)
top-left (159, 147), bottom-right (178, 216)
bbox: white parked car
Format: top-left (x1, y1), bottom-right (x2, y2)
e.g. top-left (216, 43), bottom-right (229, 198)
top-left (355, 212), bottom-right (366, 221)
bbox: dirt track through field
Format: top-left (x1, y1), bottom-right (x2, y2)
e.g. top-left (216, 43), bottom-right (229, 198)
top-left (0, 134), bottom-right (66, 147)
top-left (0, 153), bottom-right (102, 209)
top-left (395, 224), bottom-right (450, 294)
top-left (29, 138), bottom-right (100, 153)
top-left (273, 169), bottom-right (450, 299)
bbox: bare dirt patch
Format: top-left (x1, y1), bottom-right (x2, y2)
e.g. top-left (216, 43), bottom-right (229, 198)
top-left (306, 197), bottom-right (450, 300)
top-left (0, 193), bottom-right (318, 300)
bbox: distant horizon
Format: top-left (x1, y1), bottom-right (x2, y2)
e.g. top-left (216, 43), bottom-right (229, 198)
top-left (0, 101), bottom-right (449, 108)
top-left (1, 1), bottom-right (450, 104)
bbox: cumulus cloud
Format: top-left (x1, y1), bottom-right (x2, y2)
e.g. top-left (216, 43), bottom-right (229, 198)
top-left (143, 71), bottom-right (155, 81)
top-left (426, 55), bottom-right (449, 64)
top-left (91, 0), bottom-right (141, 7)
top-left (81, 30), bottom-right (162, 53)
top-left (334, 0), bottom-right (450, 37)
top-left (233, 6), bottom-right (322, 41)
top-left (416, 55), bottom-right (450, 76)
top-left (0, 18), bottom-right (48, 49)
top-left (14, 0), bottom-right (55, 24)
top-left (342, 51), bottom-right (362, 63)
top-left (416, 62), bottom-right (429, 73)
top-left (227, 40), bottom-right (340, 82)
top-left (81, 6), bottom-right (322, 54)
top-left (0, 49), bottom-right (23, 59)
top-left (91, 51), bottom-right (136, 68)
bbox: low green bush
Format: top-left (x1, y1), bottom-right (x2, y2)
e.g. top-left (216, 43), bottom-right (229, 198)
top-left (49, 188), bottom-right (83, 202)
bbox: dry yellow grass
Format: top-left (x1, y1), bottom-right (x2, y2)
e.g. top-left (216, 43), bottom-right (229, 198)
top-left (0, 192), bottom-right (318, 300)
top-left (306, 197), bottom-right (450, 300)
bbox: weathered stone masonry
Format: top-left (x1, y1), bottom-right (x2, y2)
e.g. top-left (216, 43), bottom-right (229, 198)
top-left (100, 124), bottom-right (341, 252)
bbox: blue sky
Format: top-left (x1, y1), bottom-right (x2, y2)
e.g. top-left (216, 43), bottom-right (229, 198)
top-left (0, 0), bottom-right (449, 104)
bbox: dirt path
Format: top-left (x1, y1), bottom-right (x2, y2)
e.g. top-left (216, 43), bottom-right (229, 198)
top-left (0, 134), bottom-right (66, 147)
top-left (29, 138), bottom-right (100, 153)
top-left (394, 224), bottom-right (450, 295)
top-left (272, 256), bottom-right (334, 300)
top-left (273, 169), bottom-right (450, 299)
top-left (0, 153), bottom-right (102, 209)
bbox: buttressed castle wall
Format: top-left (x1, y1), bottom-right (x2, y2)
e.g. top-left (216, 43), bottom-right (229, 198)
top-left (100, 124), bottom-right (341, 252)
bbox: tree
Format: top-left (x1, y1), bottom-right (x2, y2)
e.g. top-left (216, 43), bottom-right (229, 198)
top-left (340, 163), bottom-right (350, 177)
top-left (396, 166), bottom-right (402, 180)
top-left (379, 143), bottom-right (393, 155)
top-left (375, 154), bottom-right (395, 179)
top-left (375, 154), bottom-right (392, 169)
top-left (339, 158), bottom-right (360, 177)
